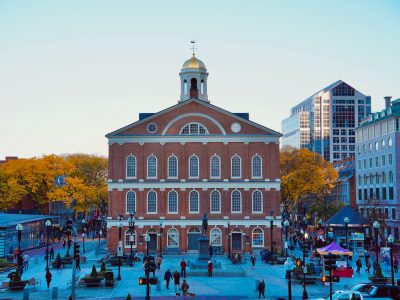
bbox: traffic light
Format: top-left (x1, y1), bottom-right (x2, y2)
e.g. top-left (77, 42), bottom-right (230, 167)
top-left (324, 253), bottom-right (337, 271)
top-left (321, 275), bottom-right (330, 282)
top-left (296, 259), bottom-right (302, 267)
top-left (139, 277), bottom-right (158, 285)
top-left (73, 242), bottom-right (80, 260)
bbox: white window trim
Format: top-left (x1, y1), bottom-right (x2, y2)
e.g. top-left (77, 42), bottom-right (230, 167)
top-left (147, 190), bottom-right (157, 214)
top-left (180, 122), bottom-right (209, 135)
top-left (210, 190), bottom-right (221, 214)
top-left (126, 155), bottom-right (137, 179)
top-left (210, 154), bottom-right (221, 179)
top-left (252, 227), bottom-right (264, 247)
top-left (167, 190), bottom-right (179, 214)
top-left (167, 154), bottom-right (179, 179)
top-left (147, 155), bottom-right (158, 179)
top-left (167, 228), bottom-right (179, 248)
top-left (252, 190), bottom-right (263, 214)
top-left (189, 190), bottom-right (200, 214)
top-left (125, 191), bottom-right (136, 214)
top-left (124, 229), bottom-right (137, 248)
top-left (231, 155), bottom-right (242, 179)
top-left (231, 190), bottom-right (242, 214)
top-left (210, 228), bottom-right (222, 246)
top-left (251, 154), bottom-right (262, 179)
top-left (189, 154), bottom-right (200, 179)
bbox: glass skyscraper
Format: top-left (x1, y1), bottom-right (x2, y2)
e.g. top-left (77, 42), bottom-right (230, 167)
top-left (282, 80), bottom-right (371, 162)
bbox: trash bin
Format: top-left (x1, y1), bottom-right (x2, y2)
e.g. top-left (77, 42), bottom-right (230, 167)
top-left (105, 271), bottom-right (114, 287)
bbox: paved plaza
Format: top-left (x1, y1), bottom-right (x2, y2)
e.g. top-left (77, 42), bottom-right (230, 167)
top-left (1, 241), bottom-right (399, 300)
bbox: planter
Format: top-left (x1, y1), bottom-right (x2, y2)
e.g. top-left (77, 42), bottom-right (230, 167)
top-left (8, 280), bottom-right (28, 291)
top-left (82, 276), bottom-right (103, 287)
top-left (369, 277), bottom-right (389, 284)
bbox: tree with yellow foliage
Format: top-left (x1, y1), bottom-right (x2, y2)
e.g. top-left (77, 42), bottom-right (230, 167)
top-left (280, 146), bottom-right (338, 217)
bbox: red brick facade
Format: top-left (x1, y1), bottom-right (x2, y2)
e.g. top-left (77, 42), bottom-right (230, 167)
top-left (106, 96), bottom-right (281, 255)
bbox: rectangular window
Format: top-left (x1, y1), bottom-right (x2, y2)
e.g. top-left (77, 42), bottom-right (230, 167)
top-left (389, 154), bottom-right (393, 165)
top-left (358, 160), bottom-right (361, 170)
top-left (382, 188), bottom-right (387, 200)
top-left (382, 155), bottom-right (386, 167)
top-left (349, 137), bottom-right (355, 143)
top-left (369, 158), bottom-right (372, 168)
top-left (375, 188), bottom-right (380, 200)
top-left (364, 189), bottom-right (368, 200)
top-left (375, 157), bottom-right (379, 167)
top-left (341, 137), bottom-right (347, 143)
top-left (389, 187), bottom-right (394, 200)
top-left (363, 159), bottom-right (367, 169)
top-left (370, 188), bottom-right (374, 198)
top-left (358, 189), bottom-right (362, 200)
top-left (385, 208), bottom-right (389, 219)
top-left (392, 208), bottom-right (396, 220)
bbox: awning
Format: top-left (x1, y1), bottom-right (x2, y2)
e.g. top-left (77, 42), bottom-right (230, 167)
top-left (317, 242), bottom-right (353, 256)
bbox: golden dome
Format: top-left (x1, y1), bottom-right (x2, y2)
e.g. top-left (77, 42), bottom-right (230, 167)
top-left (182, 54), bottom-right (206, 69)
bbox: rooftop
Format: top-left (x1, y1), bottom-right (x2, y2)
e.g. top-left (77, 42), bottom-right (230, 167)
top-left (0, 213), bottom-right (57, 228)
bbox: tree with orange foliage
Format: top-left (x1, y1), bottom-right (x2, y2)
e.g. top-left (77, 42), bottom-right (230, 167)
top-left (280, 146), bottom-right (338, 217)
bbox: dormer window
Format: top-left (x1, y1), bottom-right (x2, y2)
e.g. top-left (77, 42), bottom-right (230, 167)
top-left (180, 123), bottom-right (209, 135)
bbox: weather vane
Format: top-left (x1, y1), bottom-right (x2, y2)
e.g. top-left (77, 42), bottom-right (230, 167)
top-left (190, 40), bottom-right (197, 56)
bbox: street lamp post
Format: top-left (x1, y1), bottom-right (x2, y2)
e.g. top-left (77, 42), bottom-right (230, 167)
top-left (284, 257), bottom-right (295, 300)
top-left (284, 220), bottom-right (290, 258)
top-left (98, 216), bottom-right (102, 243)
top-left (302, 213), bottom-right (309, 300)
top-left (128, 212), bottom-right (136, 267)
top-left (388, 235), bottom-right (395, 286)
top-left (45, 220), bottom-right (52, 288)
top-left (81, 219), bottom-right (86, 254)
top-left (344, 217), bottom-right (349, 267)
top-left (117, 216), bottom-right (123, 280)
top-left (159, 220), bottom-right (163, 257)
top-left (144, 234), bottom-right (151, 300)
top-left (16, 223), bottom-right (23, 274)
top-left (270, 211), bottom-right (274, 254)
top-left (373, 221), bottom-right (380, 265)
top-left (227, 219), bottom-right (231, 258)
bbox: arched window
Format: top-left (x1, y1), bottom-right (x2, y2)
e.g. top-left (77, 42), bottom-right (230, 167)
top-left (389, 171), bottom-right (394, 184)
top-left (147, 191), bottom-right (157, 213)
top-left (210, 155), bottom-right (221, 178)
top-left (168, 190), bottom-right (178, 214)
top-left (180, 123), bottom-right (209, 135)
top-left (200, 80), bottom-right (204, 94)
top-left (376, 173), bottom-right (380, 184)
top-left (252, 190), bottom-right (263, 213)
top-left (126, 155), bottom-right (136, 178)
top-left (210, 190), bottom-right (221, 213)
top-left (189, 190), bottom-right (199, 213)
top-left (252, 155), bottom-right (262, 178)
top-left (369, 174), bottom-right (373, 185)
top-left (126, 191), bottom-right (136, 213)
top-left (231, 190), bottom-right (242, 213)
top-left (252, 228), bottom-right (264, 247)
top-left (189, 155), bottom-right (199, 178)
top-left (183, 80), bottom-right (188, 94)
top-left (210, 228), bottom-right (222, 246)
top-left (124, 230), bottom-right (137, 248)
top-left (167, 228), bottom-right (179, 247)
top-left (231, 155), bottom-right (241, 178)
top-left (168, 155), bottom-right (178, 178)
top-left (382, 172), bottom-right (387, 184)
top-left (358, 175), bottom-right (362, 184)
top-left (147, 155), bottom-right (157, 178)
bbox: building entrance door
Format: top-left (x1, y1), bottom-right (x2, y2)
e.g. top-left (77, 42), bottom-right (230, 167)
top-left (147, 230), bottom-right (158, 253)
top-left (231, 232), bottom-right (242, 251)
top-left (187, 227), bottom-right (201, 252)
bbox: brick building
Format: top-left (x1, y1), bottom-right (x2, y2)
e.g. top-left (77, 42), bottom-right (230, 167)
top-left (106, 54), bottom-right (282, 255)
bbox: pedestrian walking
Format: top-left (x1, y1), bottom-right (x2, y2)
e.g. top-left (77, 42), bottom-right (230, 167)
top-left (373, 260), bottom-right (377, 275)
top-left (181, 279), bottom-right (189, 297)
top-left (366, 260), bottom-right (371, 273)
top-left (180, 258), bottom-right (187, 278)
top-left (250, 253), bottom-right (256, 269)
top-left (208, 260), bottom-right (213, 277)
top-left (356, 258), bottom-right (362, 274)
top-left (173, 270), bottom-right (181, 293)
top-left (395, 258), bottom-right (399, 273)
top-left (76, 256), bottom-right (81, 271)
top-left (23, 254), bottom-right (29, 270)
top-left (164, 269), bottom-right (172, 289)
top-left (49, 247), bottom-right (55, 260)
top-left (258, 279), bottom-right (266, 299)
top-left (156, 255), bottom-right (162, 271)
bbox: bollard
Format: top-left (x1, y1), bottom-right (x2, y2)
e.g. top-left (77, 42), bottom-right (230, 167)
top-left (23, 289), bottom-right (29, 300)
top-left (156, 277), bottom-right (161, 291)
top-left (52, 287), bottom-right (58, 299)
top-left (255, 279), bottom-right (260, 292)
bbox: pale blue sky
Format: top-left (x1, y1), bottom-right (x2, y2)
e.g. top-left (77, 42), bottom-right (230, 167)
top-left (1, 0), bottom-right (399, 158)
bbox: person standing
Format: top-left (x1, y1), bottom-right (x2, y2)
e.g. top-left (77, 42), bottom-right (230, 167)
top-left (250, 253), bottom-right (256, 269)
top-left (180, 258), bottom-right (187, 278)
top-left (366, 259), bottom-right (371, 273)
top-left (394, 258), bottom-right (399, 273)
top-left (356, 258), bottom-right (362, 274)
top-left (164, 269), bottom-right (172, 289)
top-left (258, 279), bottom-right (266, 299)
top-left (49, 247), bottom-right (55, 260)
top-left (23, 253), bottom-right (29, 270)
top-left (207, 260), bottom-right (213, 277)
top-left (173, 270), bottom-right (181, 293)
top-left (156, 255), bottom-right (162, 271)
top-left (181, 279), bottom-right (189, 297)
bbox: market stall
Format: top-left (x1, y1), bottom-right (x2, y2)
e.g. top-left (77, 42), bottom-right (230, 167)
top-left (317, 242), bottom-right (354, 278)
